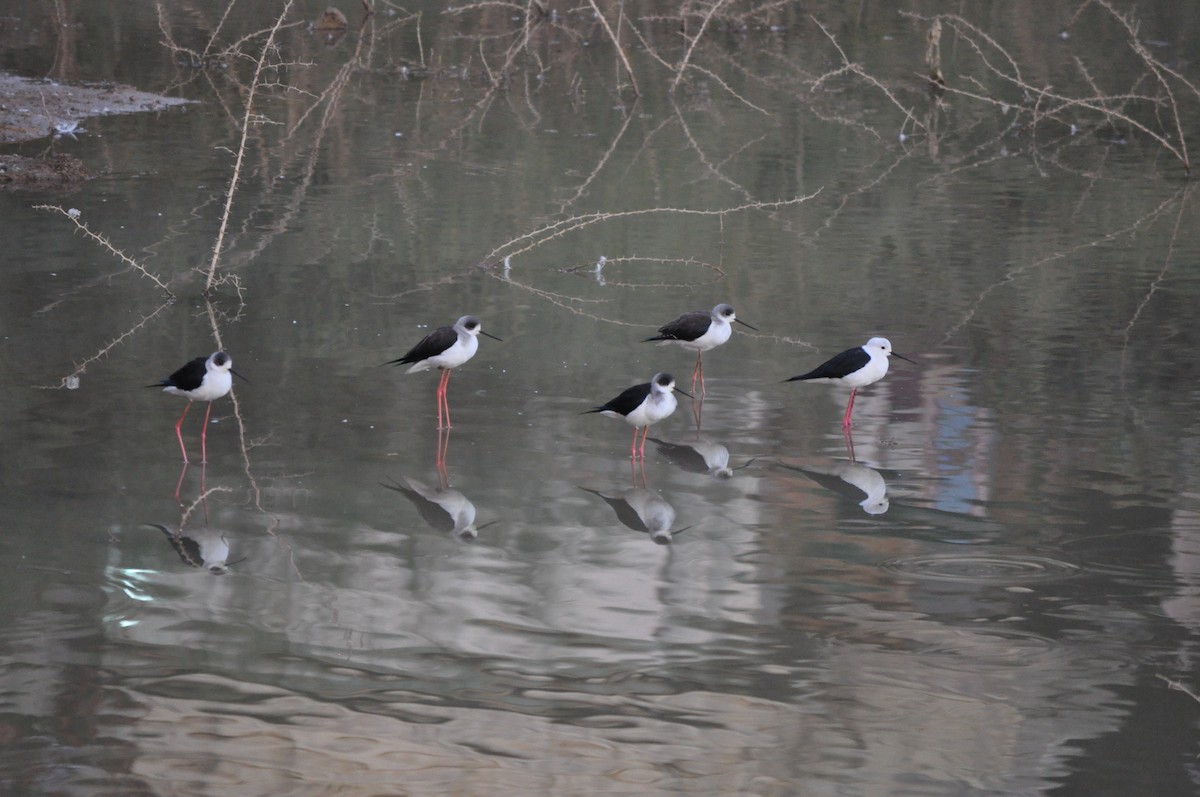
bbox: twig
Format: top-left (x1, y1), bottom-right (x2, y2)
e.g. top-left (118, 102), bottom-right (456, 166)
top-left (810, 16), bottom-right (926, 135)
top-left (33, 205), bottom-right (174, 297)
top-left (673, 0), bottom-right (728, 91)
top-left (588, 0), bottom-right (639, 96)
top-left (34, 300), bottom-right (174, 390)
top-left (487, 191), bottom-right (823, 262)
top-left (204, 0), bottom-right (295, 294)
top-left (942, 187), bottom-right (1186, 344)
top-left (180, 486), bottom-right (234, 528)
top-left (1157, 673), bottom-right (1200, 706)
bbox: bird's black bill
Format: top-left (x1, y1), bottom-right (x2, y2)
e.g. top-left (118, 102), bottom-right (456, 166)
top-left (735, 318), bottom-right (759, 331)
top-left (231, 368), bottom-right (250, 384)
top-left (676, 387), bottom-right (696, 400)
top-left (481, 331), bottom-right (503, 342)
top-left (893, 352), bottom-right (916, 365)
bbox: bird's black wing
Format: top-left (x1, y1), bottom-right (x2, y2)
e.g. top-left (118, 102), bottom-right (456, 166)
top-left (389, 325), bottom-right (456, 366)
top-left (644, 311), bottom-right (707, 343)
top-left (151, 356), bottom-right (207, 390)
top-left (587, 381), bottom-right (652, 415)
top-left (787, 347), bottom-right (869, 381)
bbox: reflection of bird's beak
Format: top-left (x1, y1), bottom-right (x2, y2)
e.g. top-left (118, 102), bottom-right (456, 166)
top-left (481, 331), bottom-right (503, 342)
top-left (735, 318), bottom-right (759, 331)
top-left (232, 369), bottom-right (250, 384)
top-left (675, 387), bottom-right (695, 400)
top-left (893, 352), bottom-right (916, 365)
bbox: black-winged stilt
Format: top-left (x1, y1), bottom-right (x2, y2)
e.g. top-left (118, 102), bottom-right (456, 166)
top-left (786, 337), bottom-right (914, 428)
top-left (585, 372), bottom-right (691, 459)
top-left (151, 351), bottom-right (245, 463)
top-left (388, 315), bottom-right (501, 429)
top-left (644, 303), bottom-right (757, 394)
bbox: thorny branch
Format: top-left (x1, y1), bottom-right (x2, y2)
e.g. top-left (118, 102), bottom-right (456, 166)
top-left (34, 205), bottom-right (174, 297)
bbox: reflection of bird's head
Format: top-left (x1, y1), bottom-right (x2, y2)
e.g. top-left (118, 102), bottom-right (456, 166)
top-left (861, 495), bottom-right (890, 515)
top-left (452, 527), bottom-right (478, 543)
top-left (649, 529), bottom-right (674, 545)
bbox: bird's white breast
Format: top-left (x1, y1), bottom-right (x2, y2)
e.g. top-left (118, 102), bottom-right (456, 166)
top-left (689, 318), bottom-right (731, 351)
top-left (842, 352), bottom-right (889, 389)
top-left (625, 390), bottom-right (677, 428)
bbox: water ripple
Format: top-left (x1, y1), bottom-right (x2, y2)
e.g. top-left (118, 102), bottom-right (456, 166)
top-left (880, 553), bottom-right (1082, 583)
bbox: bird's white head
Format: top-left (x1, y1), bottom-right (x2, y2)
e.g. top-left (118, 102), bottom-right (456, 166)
top-left (456, 315), bottom-right (502, 342)
top-left (865, 337), bottom-right (893, 356)
top-left (714, 302), bottom-right (757, 331)
top-left (865, 337), bottom-right (914, 364)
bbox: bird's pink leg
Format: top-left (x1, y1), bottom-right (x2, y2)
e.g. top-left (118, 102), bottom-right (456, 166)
top-left (200, 402), bottom-right (214, 463)
top-left (629, 426), bottom-right (640, 459)
top-left (637, 426), bottom-right (650, 459)
top-left (434, 369), bottom-right (448, 429)
top-left (841, 388), bottom-right (858, 429)
top-left (175, 400), bottom-right (193, 463)
top-left (440, 369), bottom-right (453, 429)
top-left (691, 353), bottom-right (705, 395)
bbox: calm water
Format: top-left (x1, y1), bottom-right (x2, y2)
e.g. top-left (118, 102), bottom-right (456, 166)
top-left (2, 1), bottom-right (1200, 795)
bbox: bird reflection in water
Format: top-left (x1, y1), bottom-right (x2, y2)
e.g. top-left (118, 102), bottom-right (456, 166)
top-left (149, 523), bottom-right (234, 574)
top-left (647, 436), bottom-right (734, 479)
top-left (579, 486), bottom-right (687, 545)
top-left (382, 476), bottom-right (486, 542)
top-left (777, 459), bottom-right (890, 515)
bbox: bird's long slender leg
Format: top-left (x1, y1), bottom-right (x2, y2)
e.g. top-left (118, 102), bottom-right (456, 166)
top-left (434, 370), bottom-right (444, 429)
top-left (437, 369), bottom-right (453, 430)
top-left (629, 426), bottom-right (640, 459)
top-left (175, 400), bottom-right (193, 463)
top-left (200, 402), bottom-right (214, 464)
top-left (434, 369), bottom-right (448, 429)
top-left (841, 388), bottom-right (858, 429)
top-left (691, 353), bottom-right (705, 396)
top-left (638, 426), bottom-right (650, 459)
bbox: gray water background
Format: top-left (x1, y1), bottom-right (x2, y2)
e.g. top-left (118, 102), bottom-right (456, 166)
top-left (2, 1), bottom-right (1200, 794)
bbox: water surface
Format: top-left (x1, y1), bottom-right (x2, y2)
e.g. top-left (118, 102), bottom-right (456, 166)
top-left (2, 2), bottom-right (1200, 795)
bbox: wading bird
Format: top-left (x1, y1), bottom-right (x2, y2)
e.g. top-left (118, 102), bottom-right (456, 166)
top-left (644, 303), bottom-right (757, 394)
top-left (388, 315), bottom-right (501, 429)
top-left (786, 337), bottom-right (914, 429)
top-left (586, 372), bottom-right (691, 459)
top-left (151, 351), bottom-right (246, 463)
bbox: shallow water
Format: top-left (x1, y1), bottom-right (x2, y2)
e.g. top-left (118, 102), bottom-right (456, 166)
top-left (3, 2), bottom-right (1200, 795)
